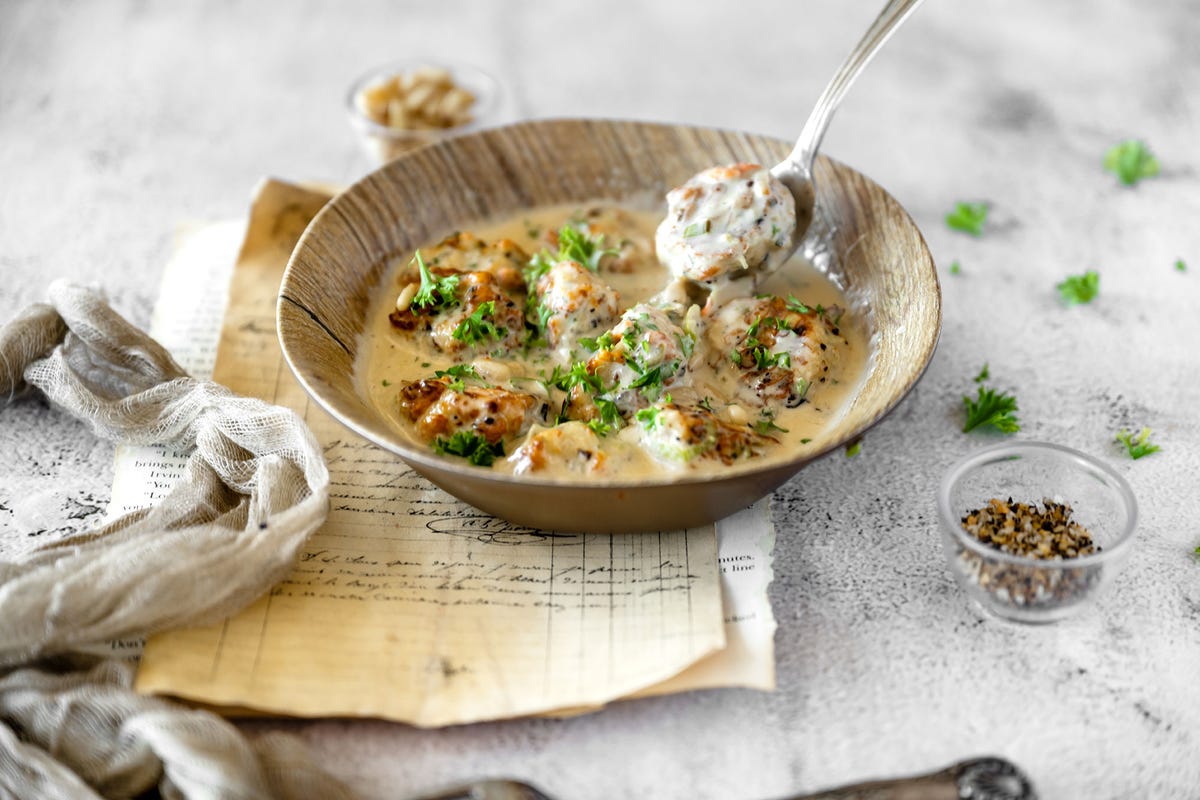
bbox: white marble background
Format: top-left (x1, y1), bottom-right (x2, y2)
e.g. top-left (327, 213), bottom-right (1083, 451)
top-left (2, 1), bottom-right (1198, 798)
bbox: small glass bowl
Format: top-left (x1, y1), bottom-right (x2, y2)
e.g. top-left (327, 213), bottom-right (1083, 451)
top-left (346, 59), bottom-right (502, 166)
top-left (937, 442), bottom-right (1137, 624)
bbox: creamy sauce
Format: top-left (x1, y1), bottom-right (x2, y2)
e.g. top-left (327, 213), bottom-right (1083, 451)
top-left (358, 202), bottom-right (869, 481)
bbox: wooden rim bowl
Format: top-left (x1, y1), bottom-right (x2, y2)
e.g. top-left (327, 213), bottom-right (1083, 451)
top-left (278, 118), bottom-right (941, 533)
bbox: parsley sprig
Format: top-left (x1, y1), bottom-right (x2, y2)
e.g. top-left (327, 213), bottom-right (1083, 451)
top-left (432, 431), bottom-right (504, 467)
top-left (1115, 427), bottom-right (1160, 460)
top-left (433, 364), bottom-right (483, 392)
top-left (411, 250), bottom-right (460, 311)
top-left (945, 202), bottom-right (989, 236)
top-left (1056, 270), bottom-right (1100, 306)
top-left (526, 223), bottom-right (617, 284)
top-left (452, 301), bottom-right (505, 345)
top-left (962, 368), bottom-right (1020, 434)
top-left (1103, 140), bottom-right (1160, 186)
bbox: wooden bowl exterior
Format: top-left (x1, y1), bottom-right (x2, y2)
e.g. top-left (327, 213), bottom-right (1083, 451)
top-left (278, 118), bottom-right (940, 533)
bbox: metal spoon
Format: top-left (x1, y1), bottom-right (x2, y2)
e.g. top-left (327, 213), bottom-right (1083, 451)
top-left (412, 755), bottom-right (1037, 800)
top-left (770, 0), bottom-right (927, 245)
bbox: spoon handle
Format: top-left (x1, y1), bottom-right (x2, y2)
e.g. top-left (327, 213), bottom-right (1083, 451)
top-left (773, 0), bottom-right (926, 179)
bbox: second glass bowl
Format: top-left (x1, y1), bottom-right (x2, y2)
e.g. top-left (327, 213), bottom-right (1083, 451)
top-left (937, 441), bottom-right (1137, 624)
top-left (346, 59), bottom-right (502, 166)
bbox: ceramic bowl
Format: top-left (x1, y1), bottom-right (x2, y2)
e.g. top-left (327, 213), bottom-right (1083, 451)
top-left (278, 119), bottom-right (941, 533)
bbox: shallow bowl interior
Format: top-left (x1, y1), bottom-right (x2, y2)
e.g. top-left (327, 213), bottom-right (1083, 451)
top-left (278, 118), bottom-right (941, 533)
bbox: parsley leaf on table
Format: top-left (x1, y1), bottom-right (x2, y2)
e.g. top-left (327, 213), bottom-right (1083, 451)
top-left (1175, 259), bottom-right (1187, 273)
top-left (1103, 140), bottom-right (1160, 185)
top-left (432, 431), bottom-right (504, 467)
top-left (945, 202), bottom-right (989, 236)
top-left (1056, 270), bottom-right (1100, 306)
top-left (1115, 427), bottom-right (1160, 460)
top-left (962, 385), bottom-right (1020, 434)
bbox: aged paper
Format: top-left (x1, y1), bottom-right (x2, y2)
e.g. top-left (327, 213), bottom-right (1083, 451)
top-left (130, 179), bottom-right (777, 726)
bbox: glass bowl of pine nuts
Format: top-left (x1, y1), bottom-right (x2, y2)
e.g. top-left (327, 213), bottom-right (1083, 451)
top-left (937, 442), bottom-right (1138, 624)
top-left (347, 60), bottom-right (502, 165)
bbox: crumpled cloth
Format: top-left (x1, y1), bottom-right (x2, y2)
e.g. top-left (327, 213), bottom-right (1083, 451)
top-left (0, 282), bottom-right (353, 799)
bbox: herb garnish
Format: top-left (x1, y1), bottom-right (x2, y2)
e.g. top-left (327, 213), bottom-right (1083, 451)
top-left (1056, 270), bottom-right (1100, 306)
top-left (527, 224), bottom-right (617, 281)
top-left (754, 413), bottom-right (788, 436)
top-left (452, 301), bottom-right (505, 345)
top-left (945, 202), bottom-right (989, 236)
top-left (635, 406), bottom-right (660, 429)
top-left (434, 364), bottom-right (483, 392)
top-left (974, 363), bottom-right (990, 382)
top-left (785, 296), bottom-right (811, 314)
top-left (411, 250), bottom-right (460, 311)
top-left (1103, 139), bottom-right (1159, 186)
top-left (579, 331), bottom-right (616, 352)
top-left (949, 260), bottom-right (962, 275)
top-left (1115, 427), bottom-right (1160, 460)
top-left (845, 440), bottom-right (862, 457)
top-left (962, 385), bottom-right (1020, 434)
top-left (1175, 259), bottom-right (1187, 273)
top-left (432, 431), bottom-right (504, 467)
top-left (682, 219), bottom-right (711, 238)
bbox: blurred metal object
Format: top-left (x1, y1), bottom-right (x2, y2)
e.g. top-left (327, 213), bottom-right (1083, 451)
top-left (410, 757), bottom-right (1035, 800)
top-left (783, 756), bottom-right (1037, 800)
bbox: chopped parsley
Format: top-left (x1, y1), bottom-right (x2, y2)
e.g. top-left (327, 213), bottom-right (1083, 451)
top-left (527, 224), bottom-right (617, 282)
top-left (452, 301), bottom-right (505, 345)
top-left (1115, 427), bottom-right (1160, 460)
top-left (962, 385), bottom-right (1020, 434)
top-left (751, 346), bottom-right (790, 371)
top-left (754, 414), bottom-right (788, 436)
top-left (552, 361), bottom-right (604, 394)
top-left (586, 418), bottom-right (614, 437)
top-left (635, 406), bottom-right (661, 429)
top-left (845, 440), bottom-right (862, 457)
top-left (410, 250), bottom-right (460, 311)
top-left (558, 224), bottom-right (617, 271)
top-left (579, 331), bottom-right (616, 352)
top-left (1175, 258), bottom-right (1187, 273)
top-left (1056, 270), bottom-right (1100, 306)
top-left (1103, 139), bottom-right (1159, 186)
top-left (974, 363), bottom-right (990, 383)
top-left (682, 219), bottom-right (711, 238)
top-left (945, 201), bottom-right (989, 236)
top-left (432, 431), bottom-right (504, 467)
top-left (784, 295), bottom-right (811, 314)
top-left (949, 260), bottom-right (962, 275)
top-left (434, 364), bottom-right (483, 392)
top-left (630, 363), bottom-right (668, 392)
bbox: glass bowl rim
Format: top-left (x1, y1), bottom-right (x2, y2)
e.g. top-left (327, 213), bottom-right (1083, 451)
top-left (937, 440), bottom-right (1138, 569)
top-left (345, 58), bottom-right (501, 138)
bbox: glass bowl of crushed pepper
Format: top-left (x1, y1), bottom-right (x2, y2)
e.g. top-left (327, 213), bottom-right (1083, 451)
top-left (937, 441), bottom-right (1137, 624)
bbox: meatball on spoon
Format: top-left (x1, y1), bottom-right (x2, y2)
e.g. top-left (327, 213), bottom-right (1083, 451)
top-left (657, 0), bottom-right (926, 291)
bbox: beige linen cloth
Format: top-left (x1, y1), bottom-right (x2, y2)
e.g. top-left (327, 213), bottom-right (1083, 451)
top-left (0, 282), bottom-right (353, 798)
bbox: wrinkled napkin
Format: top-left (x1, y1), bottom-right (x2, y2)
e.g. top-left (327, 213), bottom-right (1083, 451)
top-left (0, 282), bottom-right (353, 799)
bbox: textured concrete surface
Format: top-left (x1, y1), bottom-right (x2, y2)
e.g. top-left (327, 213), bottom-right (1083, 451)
top-left (3, 1), bottom-right (1199, 798)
